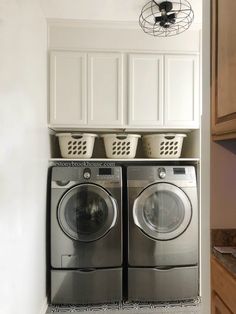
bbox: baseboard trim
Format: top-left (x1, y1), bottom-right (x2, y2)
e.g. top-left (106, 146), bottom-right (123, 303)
top-left (39, 297), bottom-right (48, 314)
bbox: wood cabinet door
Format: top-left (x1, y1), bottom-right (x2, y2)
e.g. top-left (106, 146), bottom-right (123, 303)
top-left (164, 54), bottom-right (199, 128)
top-left (212, 293), bottom-right (232, 314)
top-left (211, 257), bottom-right (236, 313)
top-left (88, 52), bottom-right (123, 126)
top-left (211, 0), bottom-right (236, 139)
top-left (128, 54), bottom-right (163, 127)
top-left (50, 51), bottom-right (87, 126)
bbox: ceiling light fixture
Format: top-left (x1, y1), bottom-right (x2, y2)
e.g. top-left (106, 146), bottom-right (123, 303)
top-left (139, 0), bottom-right (194, 37)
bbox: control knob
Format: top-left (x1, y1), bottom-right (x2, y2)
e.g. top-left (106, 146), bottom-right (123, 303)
top-left (158, 167), bottom-right (166, 179)
top-left (83, 168), bottom-right (91, 179)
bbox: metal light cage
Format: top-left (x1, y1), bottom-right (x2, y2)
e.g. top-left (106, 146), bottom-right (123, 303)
top-left (139, 0), bottom-right (194, 37)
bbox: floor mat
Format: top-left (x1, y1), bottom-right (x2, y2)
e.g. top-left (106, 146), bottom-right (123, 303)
top-left (47, 299), bottom-right (201, 313)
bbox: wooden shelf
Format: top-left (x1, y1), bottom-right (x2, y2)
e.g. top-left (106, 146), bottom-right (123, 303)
top-left (49, 158), bottom-right (200, 162)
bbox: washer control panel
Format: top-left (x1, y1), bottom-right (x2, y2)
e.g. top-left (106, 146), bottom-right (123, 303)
top-left (52, 166), bottom-right (122, 184)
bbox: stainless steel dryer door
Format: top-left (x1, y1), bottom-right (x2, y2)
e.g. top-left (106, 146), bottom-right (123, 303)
top-left (133, 183), bottom-right (192, 240)
top-left (58, 183), bottom-right (118, 242)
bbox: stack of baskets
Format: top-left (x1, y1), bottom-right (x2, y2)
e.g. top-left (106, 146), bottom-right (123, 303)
top-left (56, 132), bottom-right (186, 159)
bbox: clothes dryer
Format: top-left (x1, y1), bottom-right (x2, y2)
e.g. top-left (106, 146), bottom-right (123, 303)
top-left (127, 165), bottom-right (198, 302)
top-left (50, 166), bottom-right (122, 304)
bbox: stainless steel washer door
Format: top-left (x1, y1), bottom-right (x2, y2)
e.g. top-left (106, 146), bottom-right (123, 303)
top-left (58, 184), bottom-right (117, 242)
top-left (133, 183), bottom-right (192, 240)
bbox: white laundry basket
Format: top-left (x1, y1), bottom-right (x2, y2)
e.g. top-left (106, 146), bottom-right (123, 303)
top-left (56, 133), bottom-right (97, 159)
top-left (142, 134), bottom-right (186, 158)
top-left (102, 134), bottom-right (141, 159)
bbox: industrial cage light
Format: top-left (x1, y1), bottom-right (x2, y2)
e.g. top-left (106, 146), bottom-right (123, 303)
top-left (139, 0), bottom-right (194, 37)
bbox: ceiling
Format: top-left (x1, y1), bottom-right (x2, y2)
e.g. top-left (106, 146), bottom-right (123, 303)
top-left (40, 0), bottom-right (202, 25)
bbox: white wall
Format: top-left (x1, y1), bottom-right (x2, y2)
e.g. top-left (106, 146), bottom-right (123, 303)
top-left (0, 1), bottom-right (49, 314)
top-left (40, 0), bottom-right (202, 25)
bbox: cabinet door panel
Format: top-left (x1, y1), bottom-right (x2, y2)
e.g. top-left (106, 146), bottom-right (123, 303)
top-left (212, 293), bottom-right (232, 314)
top-left (128, 54), bottom-right (163, 126)
top-left (88, 53), bottom-right (123, 126)
top-left (164, 55), bottom-right (199, 127)
top-left (211, 0), bottom-right (236, 137)
top-left (50, 51), bottom-right (87, 125)
top-left (211, 257), bottom-right (236, 312)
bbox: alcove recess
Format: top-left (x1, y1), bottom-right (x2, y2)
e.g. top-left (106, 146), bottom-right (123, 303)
top-left (49, 129), bottom-right (200, 161)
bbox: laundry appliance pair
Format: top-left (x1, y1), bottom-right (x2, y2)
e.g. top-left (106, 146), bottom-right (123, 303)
top-left (50, 165), bottom-right (198, 305)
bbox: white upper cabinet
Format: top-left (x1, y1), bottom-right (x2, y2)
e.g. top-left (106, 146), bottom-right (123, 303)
top-left (49, 51), bottom-right (200, 129)
top-left (164, 54), bottom-right (199, 128)
top-left (128, 54), bottom-right (163, 126)
top-left (88, 53), bottom-right (123, 126)
top-left (50, 51), bottom-right (87, 125)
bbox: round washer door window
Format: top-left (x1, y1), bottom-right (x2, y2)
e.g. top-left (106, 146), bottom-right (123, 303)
top-left (58, 183), bottom-right (118, 242)
top-left (133, 183), bottom-right (192, 240)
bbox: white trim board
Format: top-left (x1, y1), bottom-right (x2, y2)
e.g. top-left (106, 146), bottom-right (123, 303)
top-left (48, 21), bottom-right (201, 53)
top-left (39, 297), bottom-right (48, 314)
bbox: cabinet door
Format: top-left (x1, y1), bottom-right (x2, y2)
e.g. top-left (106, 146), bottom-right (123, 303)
top-left (50, 51), bottom-right (87, 126)
top-left (212, 292), bottom-right (232, 314)
top-left (128, 54), bottom-right (163, 126)
top-left (211, 256), bottom-right (236, 312)
top-left (164, 55), bottom-right (199, 128)
top-left (88, 53), bottom-right (123, 126)
top-left (211, 0), bottom-right (236, 139)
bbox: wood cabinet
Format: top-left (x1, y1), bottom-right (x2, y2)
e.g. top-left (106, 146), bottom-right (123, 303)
top-left (212, 293), bottom-right (232, 314)
top-left (211, 256), bottom-right (236, 313)
top-left (49, 51), bottom-right (200, 129)
top-left (211, 0), bottom-right (236, 140)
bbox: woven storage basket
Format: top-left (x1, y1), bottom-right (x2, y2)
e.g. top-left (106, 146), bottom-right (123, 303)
top-left (102, 134), bottom-right (141, 159)
top-left (142, 133), bottom-right (186, 158)
top-left (56, 133), bottom-right (97, 159)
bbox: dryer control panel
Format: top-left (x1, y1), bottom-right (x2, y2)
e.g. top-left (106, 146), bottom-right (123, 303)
top-left (127, 166), bottom-right (196, 188)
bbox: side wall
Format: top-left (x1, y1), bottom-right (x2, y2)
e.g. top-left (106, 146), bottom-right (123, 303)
top-left (0, 1), bottom-right (49, 314)
top-left (211, 141), bottom-right (236, 229)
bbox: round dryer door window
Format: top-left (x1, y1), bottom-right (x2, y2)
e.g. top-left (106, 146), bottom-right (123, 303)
top-left (57, 183), bottom-right (118, 242)
top-left (133, 183), bottom-right (192, 240)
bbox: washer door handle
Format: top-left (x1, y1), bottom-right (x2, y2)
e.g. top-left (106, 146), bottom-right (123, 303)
top-left (109, 196), bottom-right (118, 230)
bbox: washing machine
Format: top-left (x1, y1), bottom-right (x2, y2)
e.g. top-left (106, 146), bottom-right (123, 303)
top-left (127, 165), bottom-right (199, 302)
top-left (50, 166), bottom-right (123, 305)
